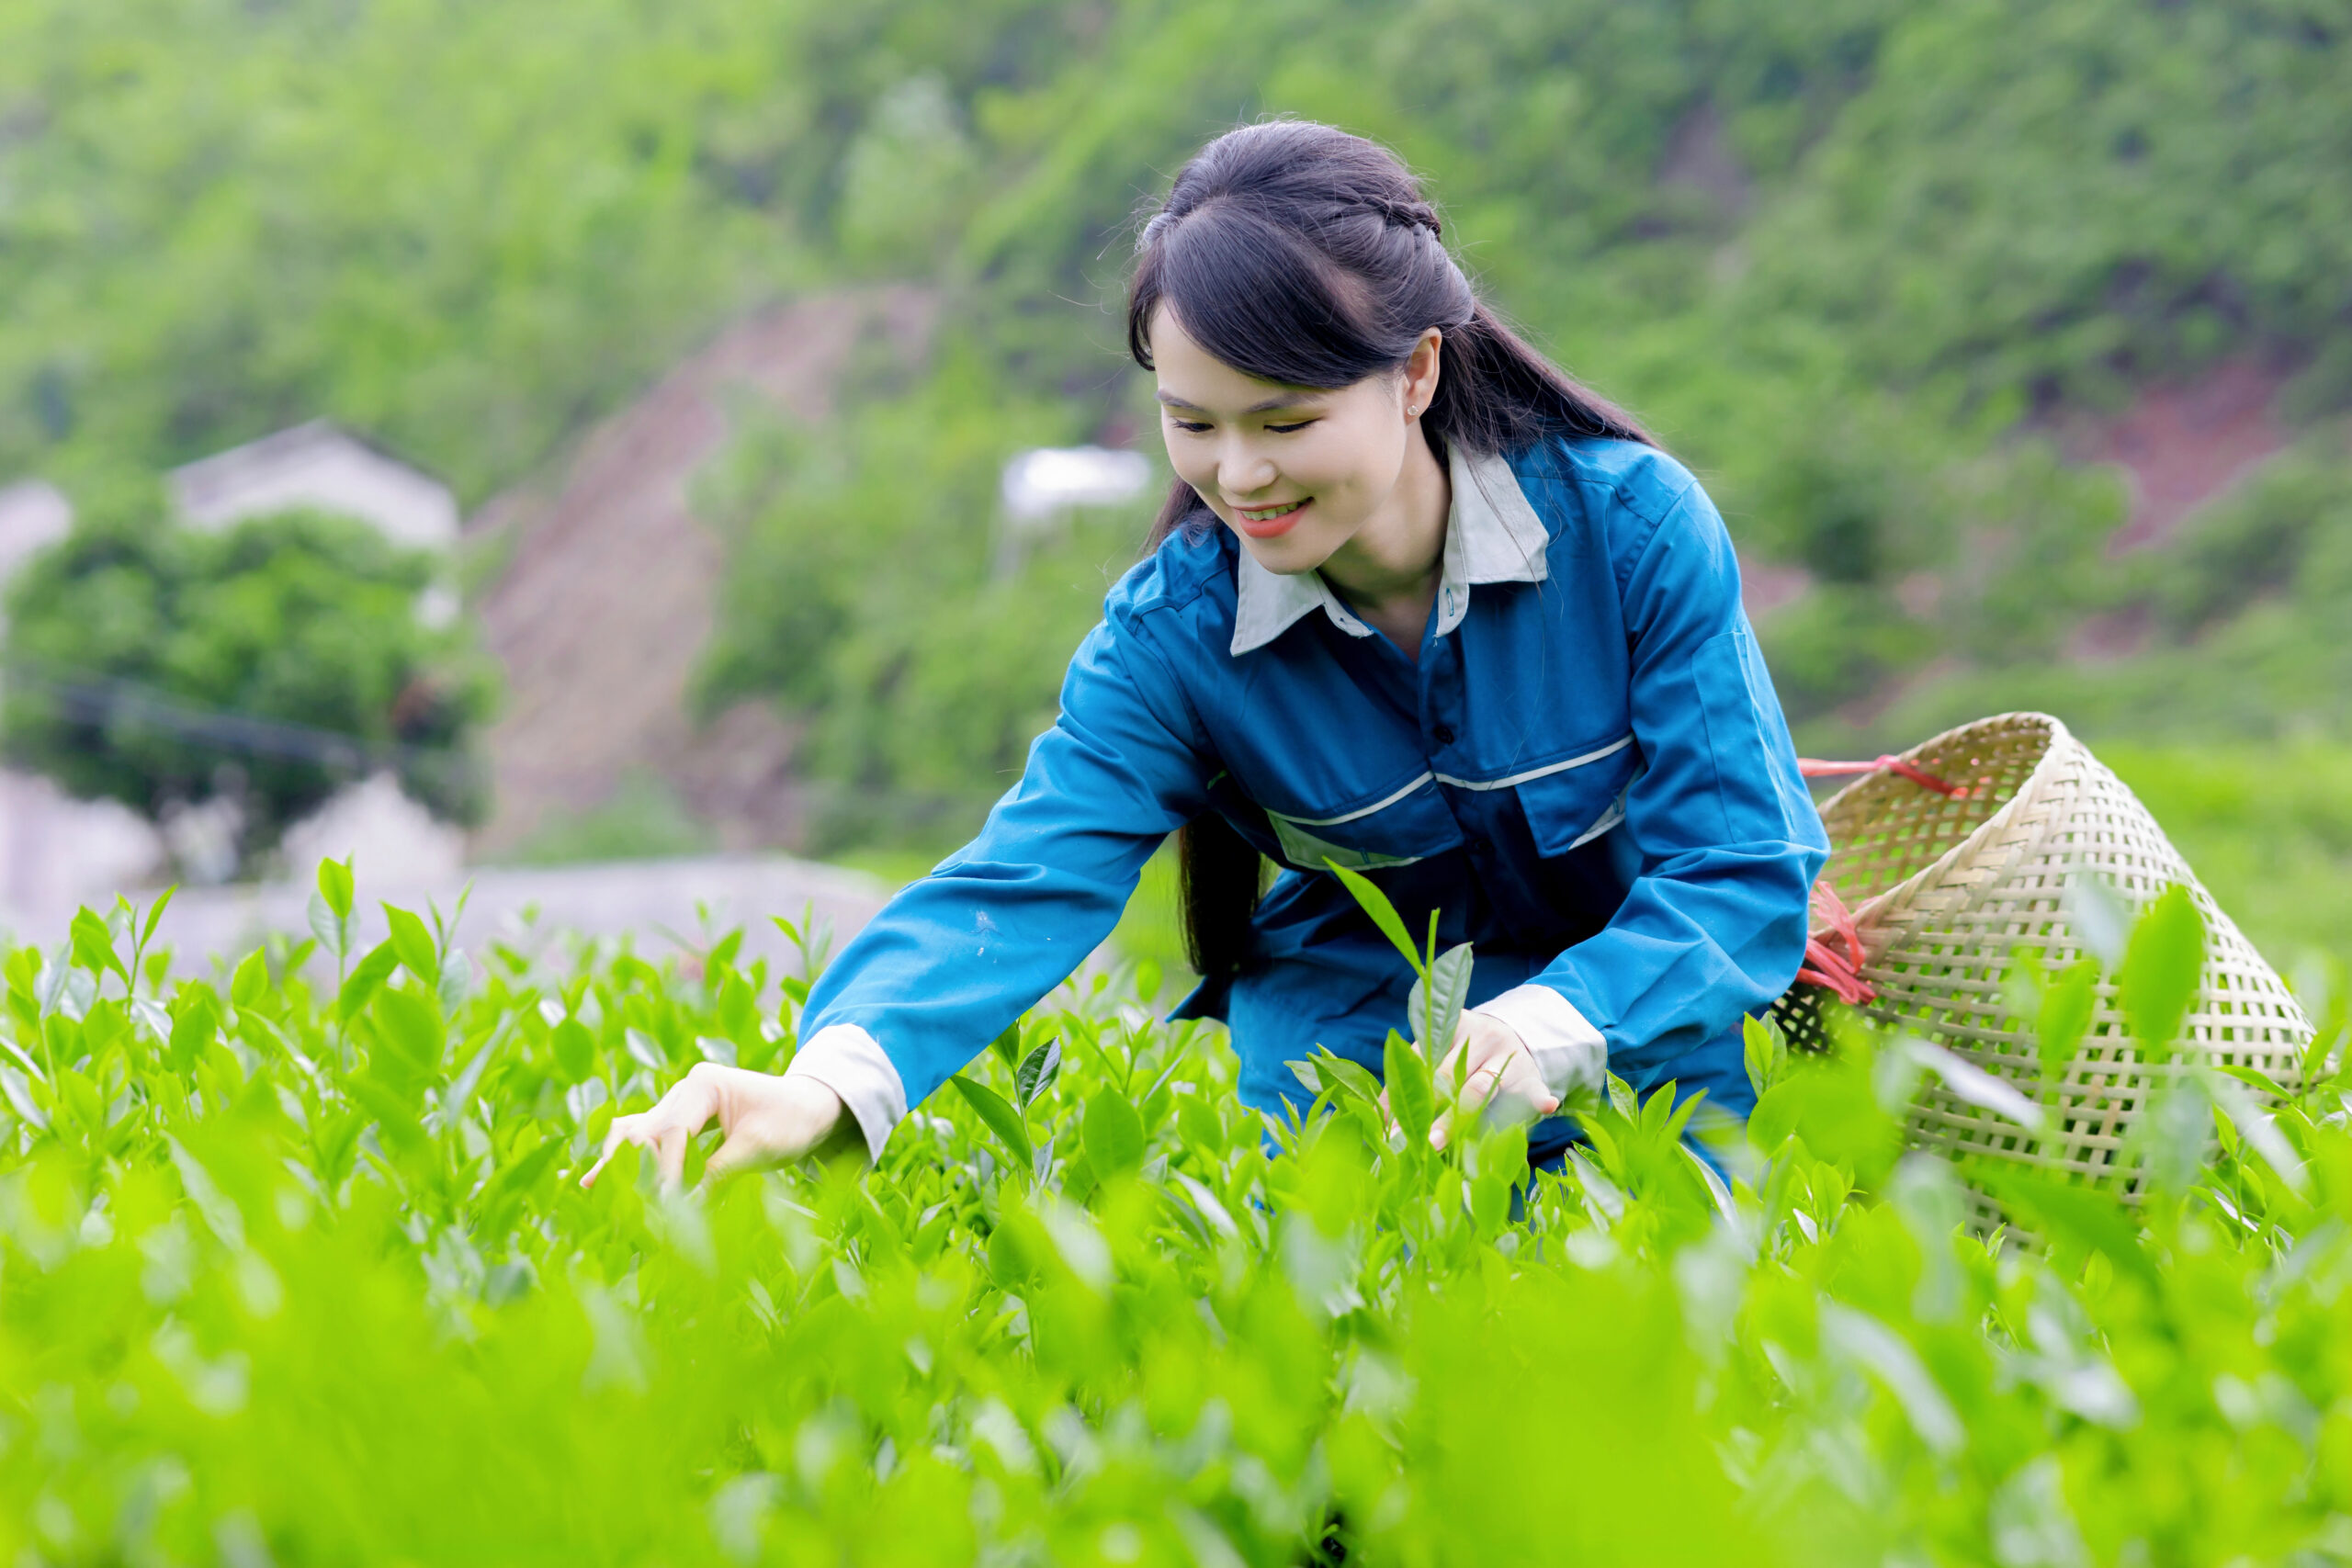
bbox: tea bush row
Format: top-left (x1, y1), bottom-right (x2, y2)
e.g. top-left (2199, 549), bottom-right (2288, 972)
top-left (3, 865), bottom-right (2350, 1565)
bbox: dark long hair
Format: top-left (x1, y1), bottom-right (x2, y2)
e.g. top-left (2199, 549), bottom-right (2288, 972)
top-left (1127, 119), bottom-right (1655, 981)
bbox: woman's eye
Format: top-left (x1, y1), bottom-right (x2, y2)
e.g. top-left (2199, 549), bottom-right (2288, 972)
top-left (1170, 418), bottom-right (1212, 434)
top-left (1266, 420), bottom-right (1316, 434)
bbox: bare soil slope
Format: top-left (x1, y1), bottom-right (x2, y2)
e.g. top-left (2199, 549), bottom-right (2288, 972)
top-left (2070, 358), bottom-right (2290, 552)
top-left (468, 289), bottom-right (935, 857)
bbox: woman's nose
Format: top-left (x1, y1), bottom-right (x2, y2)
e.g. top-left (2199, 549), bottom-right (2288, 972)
top-left (1217, 443), bottom-right (1277, 498)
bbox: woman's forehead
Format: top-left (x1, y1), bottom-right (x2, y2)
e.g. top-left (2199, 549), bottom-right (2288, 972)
top-left (1149, 306), bottom-right (1342, 412)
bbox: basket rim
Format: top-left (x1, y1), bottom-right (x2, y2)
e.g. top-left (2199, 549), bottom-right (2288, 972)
top-left (1816, 710), bottom-right (2074, 937)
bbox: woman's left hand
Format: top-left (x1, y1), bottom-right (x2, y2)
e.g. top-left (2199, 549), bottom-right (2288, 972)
top-left (1384, 1012), bottom-right (1560, 1149)
top-left (1433, 1012), bottom-right (1560, 1149)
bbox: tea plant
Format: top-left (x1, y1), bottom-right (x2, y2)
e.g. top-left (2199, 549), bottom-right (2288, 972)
top-left (2, 861), bottom-right (2350, 1565)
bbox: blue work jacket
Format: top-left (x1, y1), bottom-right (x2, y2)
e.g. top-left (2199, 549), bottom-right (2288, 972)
top-left (788, 436), bottom-right (1827, 1160)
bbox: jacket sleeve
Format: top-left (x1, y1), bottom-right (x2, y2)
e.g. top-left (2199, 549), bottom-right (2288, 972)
top-left (1498, 478), bottom-right (1827, 1091)
top-left (785, 609), bottom-right (1211, 1157)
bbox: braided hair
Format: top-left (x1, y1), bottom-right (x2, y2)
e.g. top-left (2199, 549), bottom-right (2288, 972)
top-left (1126, 119), bottom-right (1656, 982)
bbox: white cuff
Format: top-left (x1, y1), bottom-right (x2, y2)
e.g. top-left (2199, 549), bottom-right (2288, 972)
top-left (1469, 984), bottom-right (1606, 1102)
top-left (783, 1023), bottom-right (906, 1162)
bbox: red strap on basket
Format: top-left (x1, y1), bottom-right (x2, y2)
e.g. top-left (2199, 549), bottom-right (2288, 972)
top-left (1790, 754), bottom-right (1971, 1006)
top-left (1796, 881), bottom-right (1874, 1006)
top-left (1798, 755), bottom-right (1970, 797)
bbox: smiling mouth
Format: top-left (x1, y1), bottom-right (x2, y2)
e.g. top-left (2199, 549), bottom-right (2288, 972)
top-left (1233, 498), bottom-right (1310, 536)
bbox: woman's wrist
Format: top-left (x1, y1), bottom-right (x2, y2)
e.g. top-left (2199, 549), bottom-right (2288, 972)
top-left (1467, 986), bottom-right (1605, 1101)
top-left (783, 1024), bottom-right (907, 1162)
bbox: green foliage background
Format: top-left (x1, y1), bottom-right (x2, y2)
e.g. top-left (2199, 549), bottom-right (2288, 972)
top-left (0, 507), bottom-right (494, 852)
top-left (4, 0), bottom-right (2349, 946)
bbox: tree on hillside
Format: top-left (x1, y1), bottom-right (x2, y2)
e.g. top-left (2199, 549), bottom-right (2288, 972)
top-left (0, 502), bottom-right (495, 870)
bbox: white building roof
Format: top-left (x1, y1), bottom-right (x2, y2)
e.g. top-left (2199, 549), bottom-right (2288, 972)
top-left (169, 421), bottom-right (458, 552)
top-left (0, 480), bottom-right (72, 587)
top-left (1001, 446), bottom-right (1152, 525)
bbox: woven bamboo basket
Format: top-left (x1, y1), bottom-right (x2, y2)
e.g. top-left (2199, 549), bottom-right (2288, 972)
top-left (1775, 712), bottom-right (2312, 1197)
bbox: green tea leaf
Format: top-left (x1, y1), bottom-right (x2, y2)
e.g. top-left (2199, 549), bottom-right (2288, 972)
top-left (624, 1027), bottom-right (669, 1073)
top-left (1979, 1166), bottom-right (2157, 1288)
top-left (307, 889), bottom-right (349, 960)
top-left (70, 908), bottom-right (127, 987)
top-left (436, 949), bottom-right (472, 1010)
top-left (230, 949), bottom-right (269, 1011)
top-left (370, 987), bottom-right (446, 1093)
top-left (1606, 1073), bottom-right (1638, 1120)
top-left (1662, 1085), bottom-right (1704, 1144)
top-left (338, 942), bottom-right (400, 1021)
top-left (551, 1018), bottom-right (595, 1084)
top-left (1326, 860), bottom-right (1425, 977)
top-left (1743, 1012), bottom-right (1787, 1098)
top-left (383, 904), bottom-right (441, 989)
top-left (345, 1071), bottom-right (429, 1154)
top-left (2120, 884), bottom-right (2204, 1058)
top-left (442, 1032), bottom-right (500, 1127)
top-left (1082, 1088), bottom-right (1146, 1178)
top-left (57, 1066), bottom-right (104, 1136)
top-left (1014, 1036), bottom-right (1062, 1111)
top-left (2037, 959), bottom-right (2098, 1082)
top-left (478, 1137), bottom-right (564, 1235)
top-left (167, 990), bottom-right (220, 1077)
top-left (139, 886), bottom-right (177, 950)
top-left (1900, 1038), bottom-right (2045, 1134)
top-left (317, 856), bottom-right (356, 922)
top-left (948, 1074), bottom-right (1033, 1172)
top-left (1303, 1048), bottom-right (1383, 1108)
top-left (2068, 875), bottom-right (2132, 971)
top-left (1406, 942), bottom-right (1475, 1055)
top-left (2204, 1070), bottom-right (2309, 1197)
top-left (1384, 1029), bottom-right (1435, 1147)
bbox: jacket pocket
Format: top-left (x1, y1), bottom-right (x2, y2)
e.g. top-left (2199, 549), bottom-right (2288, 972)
top-left (1262, 773), bottom-right (1459, 872)
top-left (1510, 742), bottom-right (1638, 859)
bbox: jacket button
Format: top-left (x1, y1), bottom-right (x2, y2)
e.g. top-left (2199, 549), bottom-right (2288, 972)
top-left (1468, 838), bottom-right (1493, 856)
top-left (1431, 724), bottom-right (1455, 746)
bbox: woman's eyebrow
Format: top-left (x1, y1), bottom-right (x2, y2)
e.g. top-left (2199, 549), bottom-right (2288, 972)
top-left (1156, 390), bottom-right (1320, 414)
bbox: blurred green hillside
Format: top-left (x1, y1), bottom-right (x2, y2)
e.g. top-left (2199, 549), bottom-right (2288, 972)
top-left (5, 0), bottom-right (2348, 955)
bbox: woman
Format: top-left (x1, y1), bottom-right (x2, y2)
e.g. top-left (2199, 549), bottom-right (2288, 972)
top-left (586, 120), bottom-right (1826, 1189)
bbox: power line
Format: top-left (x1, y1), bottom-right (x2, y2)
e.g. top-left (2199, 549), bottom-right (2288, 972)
top-left (0, 658), bottom-right (475, 782)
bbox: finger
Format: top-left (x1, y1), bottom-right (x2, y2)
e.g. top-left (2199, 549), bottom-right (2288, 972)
top-left (1430, 1062), bottom-right (1505, 1149)
top-left (702, 1128), bottom-right (763, 1183)
top-left (704, 1120), bottom-right (785, 1182)
top-left (1498, 1053), bottom-right (1560, 1118)
top-left (1484, 1060), bottom-right (1558, 1126)
top-left (656, 1122), bottom-right (691, 1190)
top-left (1464, 1059), bottom-right (1505, 1104)
top-left (579, 1118), bottom-right (641, 1189)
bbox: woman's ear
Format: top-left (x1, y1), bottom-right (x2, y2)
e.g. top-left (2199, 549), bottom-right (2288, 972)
top-left (1401, 327), bottom-right (1443, 421)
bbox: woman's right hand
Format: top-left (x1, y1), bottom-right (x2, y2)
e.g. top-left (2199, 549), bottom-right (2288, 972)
top-left (579, 1064), bottom-right (855, 1192)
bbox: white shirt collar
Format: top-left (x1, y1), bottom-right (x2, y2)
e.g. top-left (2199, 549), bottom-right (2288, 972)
top-left (1228, 444), bottom-right (1550, 657)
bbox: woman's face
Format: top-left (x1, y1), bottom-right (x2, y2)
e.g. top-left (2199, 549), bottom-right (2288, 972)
top-left (1150, 306), bottom-right (1436, 576)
